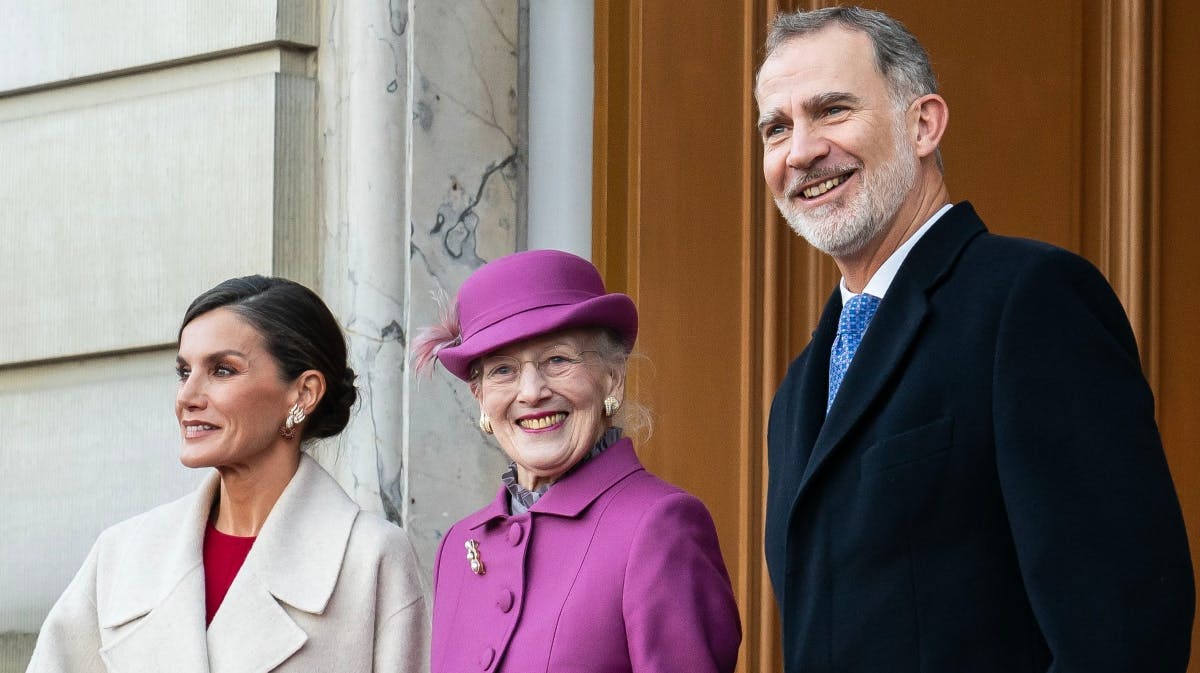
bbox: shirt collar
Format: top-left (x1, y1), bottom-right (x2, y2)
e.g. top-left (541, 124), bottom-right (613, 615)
top-left (840, 203), bottom-right (953, 304)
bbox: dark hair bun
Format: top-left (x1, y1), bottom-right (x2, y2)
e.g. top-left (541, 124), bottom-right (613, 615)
top-left (307, 366), bottom-right (358, 439)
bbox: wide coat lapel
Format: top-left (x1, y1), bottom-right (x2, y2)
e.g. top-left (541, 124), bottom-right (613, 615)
top-left (98, 475), bottom-right (214, 673)
top-left (793, 203), bottom-right (988, 500)
top-left (206, 454), bottom-right (359, 673)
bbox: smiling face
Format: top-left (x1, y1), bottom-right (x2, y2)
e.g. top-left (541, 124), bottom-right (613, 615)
top-left (473, 329), bottom-right (624, 491)
top-left (175, 307), bottom-right (298, 472)
top-left (756, 26), bottom-right (919, 259)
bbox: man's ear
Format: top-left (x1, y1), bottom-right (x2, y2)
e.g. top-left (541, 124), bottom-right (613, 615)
top-left (911, 93), bottom-right (948, 160)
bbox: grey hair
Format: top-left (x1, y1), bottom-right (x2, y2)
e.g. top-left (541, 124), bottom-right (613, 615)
top-left (591, 328), bottom-right (653, 442)
top-left (763, 6), bottom-right (939, 107)
top-left (762, 6), bottom-right (943, 170)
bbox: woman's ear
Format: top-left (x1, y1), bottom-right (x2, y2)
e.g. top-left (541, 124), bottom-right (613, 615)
top-left (606, 361), bottom-right (627, 403)
top-left (296, 370), bottom-right (327, 414)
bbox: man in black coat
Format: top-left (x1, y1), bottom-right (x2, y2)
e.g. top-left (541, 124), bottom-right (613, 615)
top-left (756, 6), bottom-right (1193, 672)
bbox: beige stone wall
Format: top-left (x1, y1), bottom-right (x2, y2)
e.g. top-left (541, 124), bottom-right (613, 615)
top-left (1, 0), bottom-right (527, 668)
top-left (0, 1), bottom-right (322, 667)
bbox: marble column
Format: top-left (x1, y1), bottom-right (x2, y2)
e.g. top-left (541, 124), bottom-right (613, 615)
top-left (406, 0), bottom-right (526, 567)
top-left (317, 0), bottom-right (525, 571)
top-left (315, 0), bottom-right (408, 525)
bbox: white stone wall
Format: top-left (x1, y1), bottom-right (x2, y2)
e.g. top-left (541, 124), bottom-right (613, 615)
top-left (0, 1), bottom-right (526, 668)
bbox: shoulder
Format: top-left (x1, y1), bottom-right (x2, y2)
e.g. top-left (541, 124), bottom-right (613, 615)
top-left (48, 480), bottom-right (211, 632)
top-left (906, 203), bottom-right (1087, 285)
top-left (612, 473), bottom-right (733, 598)
top-left (937, 230), bottom-right (1123, 322)
top-left (344, 510), bottom-right (428, 610)
top-left (336, 505), bottom-right (424, 580)
top-left (966, 234), bottom-right (1131, 330)
top-left (91, 481), bottom-right (206, 555)
top-left (346, 509), bottom-right (419, 559)
top-left (604, 470), bottom-right (718, 534)
top-left (614, 468), bottom-right (687, 501)
top-left (958, 230), bottom-right (1100, 283)
top-left (989, 235), bottom-right (1111, 291)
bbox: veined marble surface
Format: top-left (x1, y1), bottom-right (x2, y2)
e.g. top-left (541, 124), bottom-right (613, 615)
top-left (317, 0), bottom-right (524, 572)
top-left (407, 0), bottom-right (524, 568)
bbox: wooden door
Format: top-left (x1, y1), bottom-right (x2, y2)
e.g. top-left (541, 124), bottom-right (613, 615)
top-left (594, 1), bottom-right (1200, 670)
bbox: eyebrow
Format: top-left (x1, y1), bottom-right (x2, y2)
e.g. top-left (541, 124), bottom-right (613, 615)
top-left (805, 91), bottom-right (862, 113)
top-left (176, 349), bottom-right (248, 366)
top-left (757, 91), bottom-right (864, 134)
top-left (756, 108), bottom-right (788, 135)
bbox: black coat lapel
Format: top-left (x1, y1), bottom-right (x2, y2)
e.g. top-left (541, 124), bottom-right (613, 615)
top-left (797, 277), bottom-right (930, 491)
top-left (791, 202), bottom-right (988, 499)
top-left (788, 290), bottom-right (841, 471)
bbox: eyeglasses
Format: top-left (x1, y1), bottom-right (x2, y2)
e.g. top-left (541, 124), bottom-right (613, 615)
top-left (478, 347), bottom-right (600, 387)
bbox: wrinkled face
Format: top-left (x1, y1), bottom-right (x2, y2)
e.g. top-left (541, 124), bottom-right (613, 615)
top-left (473, 329), bottom-right (624, 489)
top-left (756, 26), bottom-right (918, 258)
top-left (175, 308), bottom-right (295, 470)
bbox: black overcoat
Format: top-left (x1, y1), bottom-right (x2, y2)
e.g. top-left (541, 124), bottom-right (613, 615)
top-left (766, 202), bottom-right (1193, 672)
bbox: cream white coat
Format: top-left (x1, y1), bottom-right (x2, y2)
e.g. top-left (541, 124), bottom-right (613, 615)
top-left (27, 455), bottom-right (430, 673)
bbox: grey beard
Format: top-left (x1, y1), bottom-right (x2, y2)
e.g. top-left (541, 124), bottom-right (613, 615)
top-left (776, 127), bottom-right (918, 258)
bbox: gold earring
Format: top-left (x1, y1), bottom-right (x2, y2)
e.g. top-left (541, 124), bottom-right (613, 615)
top-left (479, 413), bottom-right (493, 434)
top-left (603, 396), bottom-right (620, 418)
top-left (280, 404), bottom-right (305, 439)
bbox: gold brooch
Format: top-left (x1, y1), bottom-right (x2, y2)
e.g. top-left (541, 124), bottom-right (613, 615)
top-left (465, 539), bottom-right (486, 575)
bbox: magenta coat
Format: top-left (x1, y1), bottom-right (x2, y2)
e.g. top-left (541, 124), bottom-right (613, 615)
top-left (431, 437), bottom-right (741, 673)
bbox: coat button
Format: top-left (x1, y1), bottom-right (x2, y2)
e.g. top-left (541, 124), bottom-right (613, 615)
top-left (506, 521), bottom-right (524, 545)
top-left (478, 646), bottom-right (496, 669)
top-left (496, 588), bottom-right (515, 613)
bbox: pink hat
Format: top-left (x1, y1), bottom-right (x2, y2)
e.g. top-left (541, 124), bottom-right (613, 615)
top-left (422, 249), bottom-right (638, 381)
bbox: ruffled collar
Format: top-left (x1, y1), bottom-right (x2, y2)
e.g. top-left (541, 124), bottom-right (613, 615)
top-left (501, 426), bottom-right (623, 514)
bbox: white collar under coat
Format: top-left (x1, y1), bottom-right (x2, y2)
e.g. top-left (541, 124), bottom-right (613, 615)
top-left (95, 454), bottom-right (360, 673)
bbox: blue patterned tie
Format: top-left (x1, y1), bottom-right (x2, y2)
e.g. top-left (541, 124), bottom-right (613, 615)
top-left (828, 293), bottom-right (882, 411)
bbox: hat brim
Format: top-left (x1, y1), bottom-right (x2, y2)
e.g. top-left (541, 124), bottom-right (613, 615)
top-left (437, 293), bottom-right (638, 381)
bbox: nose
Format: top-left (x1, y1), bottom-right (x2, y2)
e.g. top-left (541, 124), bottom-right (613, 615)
top-left (786, 123), bottom-right (829, 171)
top-left (514, 361), bottom-right (551, 404)
top-left (175, 372), bottom-right (206, 413)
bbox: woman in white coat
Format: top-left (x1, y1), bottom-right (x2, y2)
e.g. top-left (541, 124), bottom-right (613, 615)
top-left (26, 276), bottom-right (430, 673)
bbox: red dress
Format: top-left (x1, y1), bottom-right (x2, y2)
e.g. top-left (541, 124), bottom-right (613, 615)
top-left (202, 520), bottom-right (256, 625)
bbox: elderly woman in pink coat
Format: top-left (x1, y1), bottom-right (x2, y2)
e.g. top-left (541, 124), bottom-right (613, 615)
top-left (413, 249), bottom-right (741, 673)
